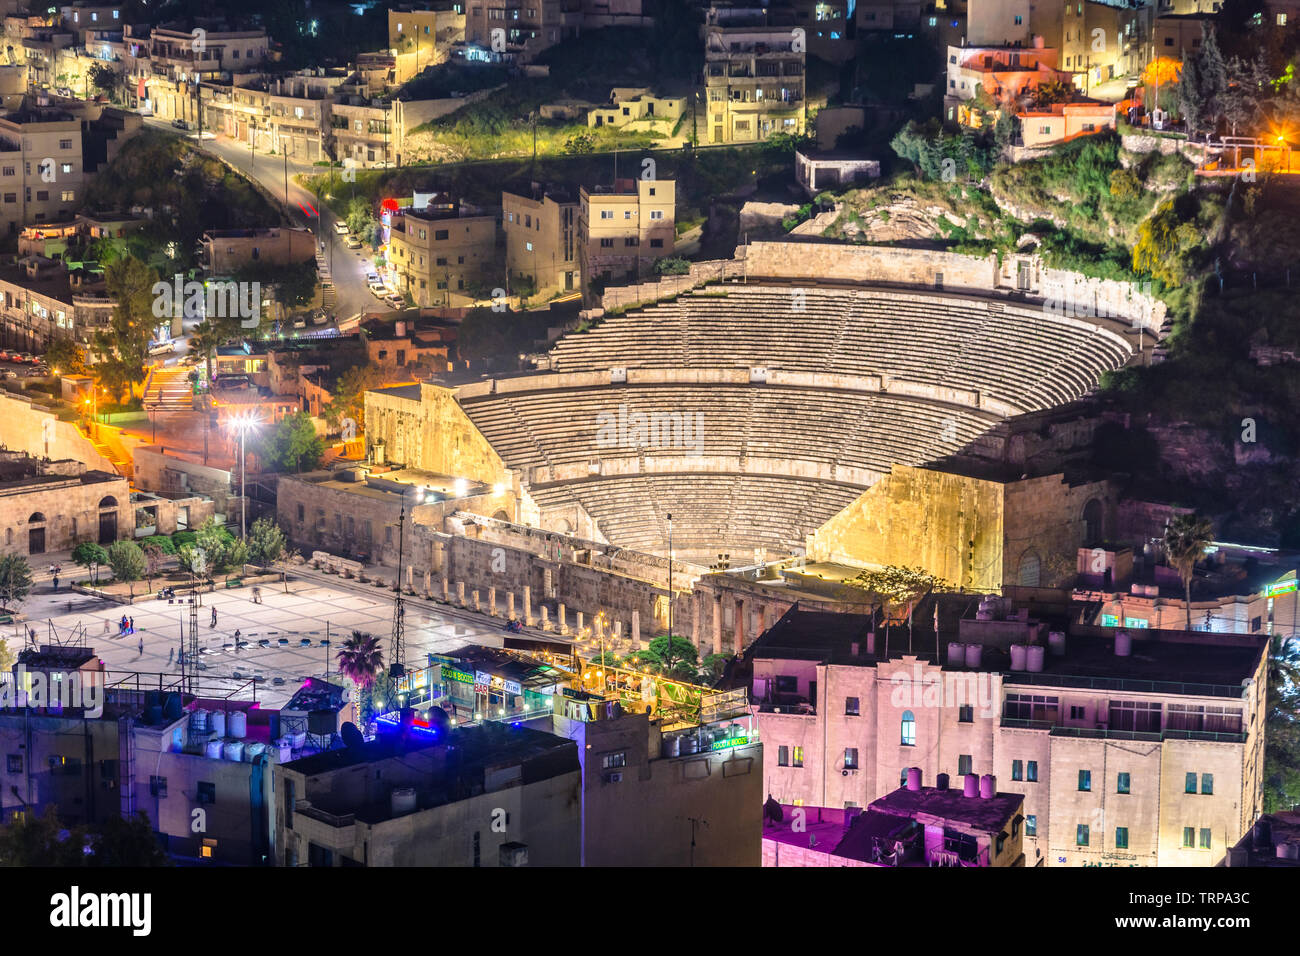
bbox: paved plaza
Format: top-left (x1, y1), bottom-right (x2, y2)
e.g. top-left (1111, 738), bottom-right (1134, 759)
top-left (13, 576), bottom-right (541, 710)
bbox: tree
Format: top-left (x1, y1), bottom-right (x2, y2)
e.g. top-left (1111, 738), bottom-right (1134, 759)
top-left (178, 543), bottom-right (209, 588)
top-left (143, 542), bottom-right (166, 592)
top-left (325, 364), bottom-right (383, 436)
top-left (88, 62), bottom-right (119, 100)
top-left (72, 541), bottom-right (108, 585)
top-left (43, 338), bottom-right (88, 376)
top-left (1263, 632), bottom-right (1300, 812)
top-left (195, 518), bottom-right (239, 572)
top-left (0, 807), bottom-right (170, 867)
top-left (247, 516), bottom-right (287, 567)
top-left (345, 197), bottom-right (377, 238)
top-left (256, 412), bottom-right (324, 473)
top-left (844, 565), bottom-right (950, 652)
top-left (106, 540), bottom-right (146, 597)
top-left (94, 255), bottom-right (159, 403)
top-left (639, 634), bottom-right (700, 680)
top-left (336, 630), bottom-right (385, 727)
top-left (1162, 513), bottom-right (1214, 631)
top-left (0, 554), bottom-right (33, 610)
top-left (0, 637), bottom-right (14, 674)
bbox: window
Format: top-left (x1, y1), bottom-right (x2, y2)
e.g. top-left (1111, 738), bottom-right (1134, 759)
top-left (1026, 815), bottom-right (1037, 836)
top-left (844, 748), bottom-right (858, 769)
top-left (1077, 824), bottom-right (1090, 846)
top-left (1011, 760), bottom-right (1023, 781)
top-left (958, 705), bottom-right (974, 723)
top-left (1078, 769), bottom-right (1092, 792)
top-left (436, 257), bottom-right (448, 266)
top-left (61, 190), bottom-right (74, 202)
top-left (36, 191), bottom-right (48, 202)
top-left (1199, 828), bottom-right (1212, 850)
top-left (996, 833), bottom-right (1006, 855)
top-left (649, 210), bottom-right (664, 220)
top-left (6, 755), bottom-right (20, 773)
top-left (901, 710), bottom-right (916, 746)
top-left (1014, 14), bottom-right (1023, 24)
top-left (1, 167), bottom-right (12, 176)
top-left (599, 238), bottom-right (614, 248)
top-left (649, 238), bottom-right (663, 248)
top-left (958, 754), bottom-right (972, 776)
top-left (601, 751), bottom-right (626, 770)
top-left (1183, 827), bottom-right (1195, 848)
top-left (778, 745), bottom-right (789, 766)
top-left (434, 229), bottom-right (449, 240)
top-left (624, 210), bottom-right (632, 220)
top-left (1027, 761), bottom-right (1038, 782)
top-left (600, 210), bottom-right (614, 219)
top-left (845, 697), bottom-right (859, 716)
top-left (197, 782), bottom-right (215, 804)
top-left (1115, 827), bottom-right (1129, 849)
top-left (525, 242), bottom-right (532, 252)
top-left (1117, 772), bottom-right (1131, 794)
top-left (792, 746), bottom-right (804, 768)
top-left (149, 775), bottom-right (167, 797)
top-left (1185, 773), bottom-right (1197, 794)
top-left (59, 139), bottom-right (72, 150)
top-left (1070, 705), bottom-right (1086, 720)
top-left (624, 237), bottom-right (638, 247)
top-left (1201, 773), bottom-right (1213, 795)
top-left (1110, 700), bottom-right (1161, 733)
top-left (1004, 694), bottom-right (1060, 722)
top-left (60, 163), bottom-right (71, 174)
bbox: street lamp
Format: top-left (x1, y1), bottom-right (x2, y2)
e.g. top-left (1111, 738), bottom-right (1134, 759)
top-left (228, 411), bottom-right (261, 538)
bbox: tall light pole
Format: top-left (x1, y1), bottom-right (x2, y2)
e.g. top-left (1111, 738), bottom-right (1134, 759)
top-left (230, 411), bottom-right (260, 538)
top-left (667, 512), bottom-right (674, 642)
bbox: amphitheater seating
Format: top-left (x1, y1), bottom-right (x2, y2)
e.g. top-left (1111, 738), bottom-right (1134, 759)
top-left (455, 282), bottom-right (1134, 558)
top-left (547, 286), bottom-right (1133, 412)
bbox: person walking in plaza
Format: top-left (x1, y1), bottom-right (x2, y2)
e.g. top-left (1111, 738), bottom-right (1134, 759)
top-left (211, 606), bottom-right (218, 628)
top-left (137, 637), bottom-right (144, 656)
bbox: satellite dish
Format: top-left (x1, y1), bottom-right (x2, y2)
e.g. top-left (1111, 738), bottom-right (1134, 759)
top-left (340, 721), bottom-right (365, 749)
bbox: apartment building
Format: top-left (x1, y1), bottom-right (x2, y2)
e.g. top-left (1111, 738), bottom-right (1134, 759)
top-left (856, 0), bottom-right (924, 31)
top-left (0, 257), bottom-right (115, 349)
top-left (389, 3), bottom-right (466, 79)
top-left (741, 602), bottom-right (1269, 867)
top-left (387, 198), bottom-right (499, 307)
top-left (273, 720), bottom-right (582, 866)
top-left (58, 3), bottom-right (122, 39)
top-left (577, 177), bottom-right (674, 290)
top-left (945, 41), bottom-right (1069, 124)
top-left (125, 21), bottom-right (269, 122)
top-left (329, 95), bottom-right (394, 168)
top-left (502, 183), bottom-right (578, 296)
top-left (464, 0), bottom-right (563, 60)
top-left (764, 780), bottom-right (1028, 866)
top-left (1061, 0), bottom-right (1152, 100)
top-left (0, 106), bottom-right (84, 235)
top-left (703, 7), bottom-right (806, 144)
top-left (201, 227), bottom-right (318, 275)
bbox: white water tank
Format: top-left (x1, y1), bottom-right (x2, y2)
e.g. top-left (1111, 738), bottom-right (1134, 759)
top-left (244, 742), bottom-right (266, 761)
top-left (205, 740), bottom-right (223, 759)
top-left (979, 774), bottom-right (997, 799)
top-left (395, 320), bottom-right (407, 337)
top-left (190, 709), bottom-right (209, 733)
top-left (1048, 631), bottom-right (1067, 656)
top-left (276, 738), bottom-right (293, 763)
top-left (210, 711), bottom-right (227, 738)
top-left (1115, 631), bottom-right (1132, 657)
top-left (975, 608), bottom-right (993, 621)
top-left (223, 740), bottom-right (245, 761)
top-left (662, 735), bottom-right (681, 758)
top-left (1026, 645), bottom-right (1046, 673)
top-left (1277, 843), bottom-right (1300, 861)
top-left (229, 711), bottom-right (248, 738)
top-left (1010, 645), bottom-right (1028, 671)
top-left (948, 642), bottom-right (966, 664)
top-left (963, 773), bottom-right (979, 798)
top-left (391, 787), bottom-right (417, 816)
top-left (964, 643), bottom-right (982, 668)
top-left (291, 731), bottom-right (307, 750)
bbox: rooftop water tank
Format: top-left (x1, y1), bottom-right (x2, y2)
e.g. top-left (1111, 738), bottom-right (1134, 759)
top-left (964, 643), bottom-right (982, 668)
top-left (1277, 843), bottom-right (1300, 861)
top-left (948, 642), bottom-right (965, 664)
top-left (1115, 630), bottom-right (1132, 657)
top-left (936, 773), bottom-right (950, 791)
top-left (1010, 644), bottom-right (1028, 671)
top-left (662, 735), bottom-right (681, 758)
top-left (979, 774), bottom-right (997, 799)
top-left (1026, 645), bottom-right (1046, 673)
top-left (223, 740), bottom-right (244, 761)
top-left (205, 740), bottom-right (223, 759)
top-left (210, 711), bottom-right (227, 738)
top-left (190, 709), bottom-right (209, 733)
top-left (1048, 631), bottom-right (1066, 656)
top-left (680, 735), bottom-right (699, 755)
top-left (906, 767), bottom-right (922, 791)
top-left (291, 731), bottom-right (307, 750)
top-left (230, 711), bottom-right (248, 738)
top-left (963, 773), bottom-right (979, 798)
top-left (391, 787), bottom-right (417, 817)
top-left (245, 742), bottom-right (266, 761)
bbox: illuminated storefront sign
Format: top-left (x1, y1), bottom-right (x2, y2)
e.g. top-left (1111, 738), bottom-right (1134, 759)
top-left (710, 736), bottom-right (749, 752)
top-left (1265, 580), bottom-right (1298, 598)
top-left (442, 666), bottom-right (473, 684)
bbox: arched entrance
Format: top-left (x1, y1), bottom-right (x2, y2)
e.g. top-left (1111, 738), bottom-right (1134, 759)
top-left (28, 512), bottom-right (46, 555)
top-left (1082, 498), bottom-right (1104, 548)
top-left (98, 496), bottom-right (119, 545)
top-left (1017, 550), bottom-right (1041, 587)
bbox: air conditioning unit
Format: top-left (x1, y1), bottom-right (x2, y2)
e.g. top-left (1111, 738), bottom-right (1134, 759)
top-left (603, 771), bottom-right (623, 784)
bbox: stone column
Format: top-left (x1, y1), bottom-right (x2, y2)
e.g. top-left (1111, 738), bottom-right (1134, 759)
top-left (692, 592), bottom-right (701, 652)
top-left (456, 581), bottom-right (465, 605)
top-left (441, 577), bottom-right (449, 601)
top-left (559, 603), bottom-right (568, 635)
top-left (489, 587), bottom-right (497, 617)
top-left (541, 606), bottom-right (550, 631)
top-left (631, 610), bottom-right (640, 646)
top-left (577, 611), bottom-right (585, 636)
top-left (507, 592), bottom-right (516, 620)
top-left (472, 590), bottom-right (480, 612)
top-left (423, 571), bottom-right (431, 597)
top-left (713, 597), bottom-right (723, 657)
top-left (614, 620), bottom-right (623, 641)
top-left (406, 566), bottom-right (413, 591)
top-left (523, 586), bottom-right (533, 626)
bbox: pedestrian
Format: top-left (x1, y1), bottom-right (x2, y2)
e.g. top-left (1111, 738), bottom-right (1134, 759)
top-left (137, 637), bottom-right (143, 656)
top-left (129, 617), bottom-right (135, 634)
top-left (52, 572), bottom-right (58, 591)
top-left (167, 647), bottom-right (174, 664)
top-left (103, 619), bottom-right (110, 636)
top-left (211, 607), bottom-right (217, 628)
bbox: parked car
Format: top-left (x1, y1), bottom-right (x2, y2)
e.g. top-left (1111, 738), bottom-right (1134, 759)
top-left (385, 294), bottom-right (404, 311)
top-left (172, 118), bottom-right (190, 130)
top-left (333, 220), bottom-right (348, 235)
top-left (368, 280), bottom-right (387, 297)
top-left (23, 367), bottom-right (43, 377)
top-left (365, 271), bottom-right (381, 284)
top-left (16, 352), bottom-right (33, 363)
top-left (292, 316), bottom-right (307, 329)
top-left (311, 310), bottom-right (330, 325)
top-left (344, 234), bottom-right (362, 249)
top-left (2, 370), bottom-right (16, 379)
top-left (0, 350), bottom-right (10, 361)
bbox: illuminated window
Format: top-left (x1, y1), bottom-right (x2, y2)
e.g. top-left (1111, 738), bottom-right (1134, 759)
top-left (601, 752), bottom-right (626, 770)
top-left (792, 746), bottom-right (804, 768)
top-left (901, 710), bottom-right (915, 745)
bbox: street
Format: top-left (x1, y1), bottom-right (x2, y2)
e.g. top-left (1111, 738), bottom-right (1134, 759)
top-left (143, 119), bottom-right (378, 325)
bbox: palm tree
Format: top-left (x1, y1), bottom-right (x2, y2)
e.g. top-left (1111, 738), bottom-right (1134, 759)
top-left (336, 630), bottom-right (385, 726)
top-left (1162, 513), bottom-right (1214, 631)
top-left (188, 319), bottom-right (225, 386)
